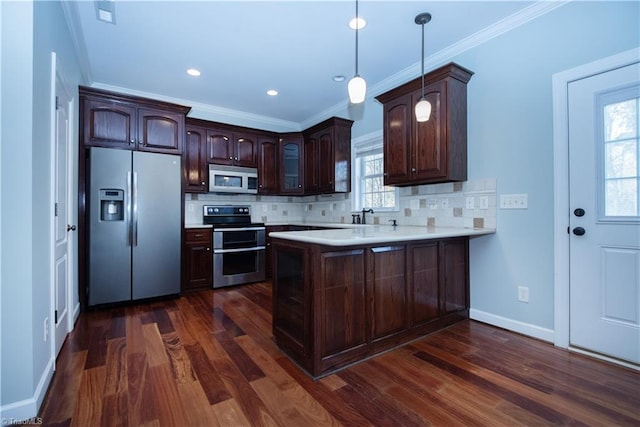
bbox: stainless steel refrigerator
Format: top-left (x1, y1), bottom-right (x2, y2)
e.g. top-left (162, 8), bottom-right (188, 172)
top-left (88, 147), bottom-right (181, 306)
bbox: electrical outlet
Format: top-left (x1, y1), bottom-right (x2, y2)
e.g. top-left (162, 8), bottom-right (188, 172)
top-left (479, 196), bottom-right (489, 210)
top-left (465, 196), bottom-right (475, 209)
top-left (440, 198), bottom-right (449, 209)
top-left (44, 317), bottom-right (49, 342)
top-left (518, 286), bottom-right (530, 303)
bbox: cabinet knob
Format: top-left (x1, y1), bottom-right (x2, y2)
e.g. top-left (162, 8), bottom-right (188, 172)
top-left (411, 167), bottom-right (416, 172)
top-left (235, 157), bottom-right (238, 161)
top-left (229, 156), bottom-right (233, 160)
top-left (206, 247), bottom-right (211, 251)
top-left (298, 184), bottom-right (302, 188)
top-left (130, 139), bottom-right (135, 144)
top-left (201, 181), bottom-right (206, 186)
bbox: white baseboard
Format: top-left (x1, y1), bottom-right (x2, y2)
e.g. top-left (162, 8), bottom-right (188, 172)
top-left (0, 357), bottom-right (54, 422)
top-left (470, 309), bottom-right (555, 343)
top-left (73, 301), bottom-right (80, 323)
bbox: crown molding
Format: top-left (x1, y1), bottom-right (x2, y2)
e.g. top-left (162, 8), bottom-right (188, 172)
top-left (90, 83), bottom-right (302, 132)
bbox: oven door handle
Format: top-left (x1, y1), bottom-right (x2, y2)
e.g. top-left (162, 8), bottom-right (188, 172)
top-left (214, 227), bottom-right (265, 232)
top-left (214, 246), bottom-right (266, 254)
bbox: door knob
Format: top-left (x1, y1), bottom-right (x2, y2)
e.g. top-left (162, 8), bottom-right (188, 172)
top-left (67, 224), bottom-right (76, 232)
top-left (572, 227), bottom-right (585, 236)
top-left (574, 208), bottom-right (585, 217)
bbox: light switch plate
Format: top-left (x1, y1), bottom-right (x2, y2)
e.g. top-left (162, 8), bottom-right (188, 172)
top-left (500, 194), bottom-right (528, 209)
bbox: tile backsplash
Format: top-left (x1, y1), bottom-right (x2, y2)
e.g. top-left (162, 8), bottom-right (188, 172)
top-left (185, 178), bottom-right (497, 229)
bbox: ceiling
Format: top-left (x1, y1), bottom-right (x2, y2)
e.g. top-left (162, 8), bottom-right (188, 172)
top-left (63, 1), bottom-right (553, 128)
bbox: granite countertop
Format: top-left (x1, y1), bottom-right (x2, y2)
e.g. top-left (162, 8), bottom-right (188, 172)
top-left (269, 225), bottom-right (495, 246)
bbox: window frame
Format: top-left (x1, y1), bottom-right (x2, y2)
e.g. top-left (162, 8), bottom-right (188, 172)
top-left (596, 84), bottom-right (640, 222)
top-left (352, 131), bottom-right (399, 212)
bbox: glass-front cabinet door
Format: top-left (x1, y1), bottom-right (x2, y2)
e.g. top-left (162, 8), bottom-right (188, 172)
top-left (279, 133), bottom-right (304, 194)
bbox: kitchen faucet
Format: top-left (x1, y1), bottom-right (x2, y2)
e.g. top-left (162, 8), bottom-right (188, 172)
top-left (361, 208), bottom-right (374, 224)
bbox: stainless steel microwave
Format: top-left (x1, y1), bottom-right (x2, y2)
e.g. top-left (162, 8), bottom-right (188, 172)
top-left (208, 164), bottom-right (258, 194)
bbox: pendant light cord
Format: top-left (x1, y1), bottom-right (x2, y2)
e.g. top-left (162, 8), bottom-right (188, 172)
top-left (355, 0), bottom-right (359, 76)
top-left (420, 21), bottom-right (425, 99)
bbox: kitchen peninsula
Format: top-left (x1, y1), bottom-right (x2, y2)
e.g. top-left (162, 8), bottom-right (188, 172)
top-left (270, 225), bottom-right (494, 377)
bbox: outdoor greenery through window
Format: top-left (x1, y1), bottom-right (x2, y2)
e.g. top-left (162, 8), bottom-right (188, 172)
top-left (356, 149), bottom-right (398, 211)
top-left (603, 94), bottom-right (639, 217)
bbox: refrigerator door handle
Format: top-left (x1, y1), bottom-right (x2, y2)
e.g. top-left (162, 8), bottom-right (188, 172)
top-left (132, 171), bottom-right (138, 246)
top-left (127, 171), bottom-right (133, 246)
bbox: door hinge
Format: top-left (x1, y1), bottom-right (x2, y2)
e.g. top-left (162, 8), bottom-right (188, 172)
top-left (55, 95), bottom-right (59, 110)
top-left (54, 310), bottom-right (58, 324)
top-left (567, 226), bottom-right (570, 234)
top-left (54, 202), bottom-right (58, 217)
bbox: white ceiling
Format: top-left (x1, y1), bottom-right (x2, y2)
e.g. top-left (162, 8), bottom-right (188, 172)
top-left (63, 1), bottom-right (558, 128)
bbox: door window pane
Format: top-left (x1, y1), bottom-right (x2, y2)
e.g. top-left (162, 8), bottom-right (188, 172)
top-left (603, 96), bottom-right (639, 217)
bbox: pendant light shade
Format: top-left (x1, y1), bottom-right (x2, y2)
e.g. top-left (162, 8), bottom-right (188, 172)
top-left (415, 98), bottom-right (432, 122)
top-left (348, 75), bottom-right (367, 104)
top-left (415, 12), bottom-right (432, 121)
top-left (348, 0), bottom-right (366, 104)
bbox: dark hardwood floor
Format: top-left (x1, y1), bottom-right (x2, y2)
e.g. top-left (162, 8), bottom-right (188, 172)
top-left (39, 282), bottom-right (640, 426)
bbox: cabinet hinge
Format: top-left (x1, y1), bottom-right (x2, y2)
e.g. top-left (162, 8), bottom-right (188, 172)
top-left (54, 310), bottom-right (58, 324)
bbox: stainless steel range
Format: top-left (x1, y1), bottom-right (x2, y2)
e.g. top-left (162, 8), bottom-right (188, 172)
top-left (203, 205), bottom-right (266, 288)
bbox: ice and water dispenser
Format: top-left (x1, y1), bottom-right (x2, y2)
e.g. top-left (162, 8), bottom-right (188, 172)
top-left (99, 189), bottom-right (124, 221)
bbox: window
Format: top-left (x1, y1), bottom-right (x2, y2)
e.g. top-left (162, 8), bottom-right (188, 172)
top-left (601, 90), bottom-right (639, 218)
top-left (354, 144), bottom-right (398, 211)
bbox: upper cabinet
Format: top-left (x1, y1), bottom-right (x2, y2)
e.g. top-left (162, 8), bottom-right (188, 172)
top-left (257, 134), bottom-right (280, 195)
top-left (184, 124), bottom-right (209, 192)
top-left (279, 133), bottom-right (304, 195)
top-left (80, 86), bottom-right (190, 154)
top-left (206, 128), bottom-right (258, 168)
top-left (303, 117), bottom-right (353, 195)
top-left (375, 63), bottom-right (473, 186)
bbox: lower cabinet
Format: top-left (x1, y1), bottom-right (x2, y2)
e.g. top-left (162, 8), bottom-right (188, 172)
top-left (272, 236), bottom-right (469, 377)
top-left (182, 229), bottom-right (212, 291)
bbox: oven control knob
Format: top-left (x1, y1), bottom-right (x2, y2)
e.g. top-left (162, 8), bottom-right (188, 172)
top-left (214, 208), bottom-right (219, 213)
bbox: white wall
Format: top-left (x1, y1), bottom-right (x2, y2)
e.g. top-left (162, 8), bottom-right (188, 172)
top-left (1, 0), bottom-right (83, 419)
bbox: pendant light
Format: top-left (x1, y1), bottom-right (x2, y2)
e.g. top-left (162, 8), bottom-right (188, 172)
top-left (348, 0), bottom-right (366, 104)
top-left (414, 12), bottom-right (432, 122)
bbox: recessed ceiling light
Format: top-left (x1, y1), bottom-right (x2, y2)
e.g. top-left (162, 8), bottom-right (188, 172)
top-left (186, 68), bottom-right (201, 77)
top-left (332, 75), bottom-right (346, 82)
top-left (267, 89), bottom-right (278, 96)
top-left (349, 17), bottom-right (366, 30)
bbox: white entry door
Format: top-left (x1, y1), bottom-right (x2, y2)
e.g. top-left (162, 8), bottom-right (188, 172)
top-left (53, 71), bottom-right (72, 357)
top-left (568, 62), bottom-right (640, 364)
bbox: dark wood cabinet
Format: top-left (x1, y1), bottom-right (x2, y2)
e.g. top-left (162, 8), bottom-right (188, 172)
top-left (279, 133), bottom-right (304, 195)
top-left (184, 125), bottom-right (208, 192)
top-left (206, 128), bottom-right (258, 168)
top-left (319, 248), bottom-right (366, 358)
top-left (409, 242), bottom-right (440, 326)
top-left (272, 236), bottom-right (469, 377)
top-left (258, 135), bottom-right (280, 194)
top-left (375, 63), bottom-right (473, 186)
top-left (369, 245), bottom-right (407, 341)
top-left (303, 117), bottom-right (353, 195)
top-left (80, 86), bottom-right (189, 154)
top-left (183, 229), bottom-right (212, 291)
top-left (440, 237), bottom-right (469, 315)
top-left (272, 244), bottom-right (310, 359)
